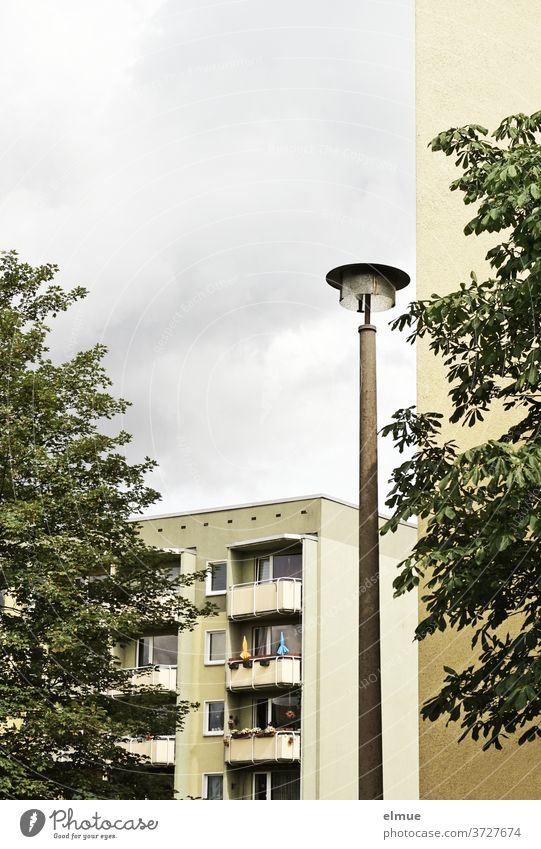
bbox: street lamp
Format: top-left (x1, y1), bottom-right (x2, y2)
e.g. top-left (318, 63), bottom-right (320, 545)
top-left (326, 262), bottom-right (410, 801)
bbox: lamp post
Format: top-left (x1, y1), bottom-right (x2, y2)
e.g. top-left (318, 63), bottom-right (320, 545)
top-left (325, 262), bottom-right (410, 801)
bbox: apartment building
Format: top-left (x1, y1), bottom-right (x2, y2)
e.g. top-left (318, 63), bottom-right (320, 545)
top-left (124, 495), bottom-right (417, 800)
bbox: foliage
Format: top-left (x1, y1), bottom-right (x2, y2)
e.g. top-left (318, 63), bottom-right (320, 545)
top-left (0, 252), bottom-right (212, 798)
top-left (382, 112), bottom-right (541, 749)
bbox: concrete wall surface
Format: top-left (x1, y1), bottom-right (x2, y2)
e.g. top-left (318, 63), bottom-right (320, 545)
top-left (417, 0), bottom-right (541, 799)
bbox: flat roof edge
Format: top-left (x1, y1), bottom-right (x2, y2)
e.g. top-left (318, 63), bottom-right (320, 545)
top-left (130, 495), bottom-right (417, 530)
top-left (130, 494), bottom-right (351, 522)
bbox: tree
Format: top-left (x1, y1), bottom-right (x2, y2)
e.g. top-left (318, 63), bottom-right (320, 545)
top-left (0, 251), bottom-right (212, 799)
top-left (382, 111), bottom-right (541, 750)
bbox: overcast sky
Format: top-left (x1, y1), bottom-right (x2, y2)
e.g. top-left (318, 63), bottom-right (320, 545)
top-left (0, 0), bottom-right (414, 516)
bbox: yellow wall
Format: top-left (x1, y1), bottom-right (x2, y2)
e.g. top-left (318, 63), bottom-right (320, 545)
top-left (417, 0), bottom-right (541, 798)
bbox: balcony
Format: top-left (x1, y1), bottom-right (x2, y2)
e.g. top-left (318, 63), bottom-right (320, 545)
top-left (127, 664), bottom-right (177, 690)
top-left (228, 578), bottom-right (302, 619)
top-left (225, 731), bottom-right (301, 765)
top-left (108, 665), bottom-right (177, 694)
top-left (226, 655), bottom-right (301, 691)
top-left (117, 735), bottom-right (175, 765)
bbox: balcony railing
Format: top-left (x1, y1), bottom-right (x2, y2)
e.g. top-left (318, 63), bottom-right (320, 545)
top-left (225, 731), bottom-right (301, 764)
top-left (226, 655), bottom-right (301, 691)
top-left (117, 735), bottom-right (175, 765)
top-left (228, 578), bottom-right (302, 619)
top-left (108, 665), bottom-right (177, 694)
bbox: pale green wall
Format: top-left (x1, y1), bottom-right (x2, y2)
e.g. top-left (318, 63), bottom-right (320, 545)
top-left (317, 501), bottom-right (418, 800)
top-left (417, 0), bottom-right (541, 799)
top-left (316, 499), bottom-right (358, 800)
top-left (300, 536), bottom-right (319, 799)
top-left (136, 497), bottom-right (320, 800)
top-left (379, 522), bottom-right (419, 800)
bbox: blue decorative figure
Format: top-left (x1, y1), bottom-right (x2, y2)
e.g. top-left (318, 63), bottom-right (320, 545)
top-left (276, 631), bottom-right (289, 656)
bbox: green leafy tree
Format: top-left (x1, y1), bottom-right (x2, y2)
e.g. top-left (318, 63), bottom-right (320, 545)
top-left (382, 112), bottom-right (541, 749)
top-left (0, 252), bottom-right (211, 799)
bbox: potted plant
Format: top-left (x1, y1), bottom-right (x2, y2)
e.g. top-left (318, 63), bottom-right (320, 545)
top-left (256, 725), bottom-right (276, 737)
top-left (231, 726), bottom-right (262, 738)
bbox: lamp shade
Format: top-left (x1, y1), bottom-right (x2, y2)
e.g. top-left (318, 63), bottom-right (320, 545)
top-left (326, 263), bottom-right (410, 313)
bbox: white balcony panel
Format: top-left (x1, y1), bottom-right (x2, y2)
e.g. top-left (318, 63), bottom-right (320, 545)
top-left (225, 732), bottom-right (301, 764)
top-left (117, 736), bottom-right (175, 765)
top-left (228, 579), bottom-right (301, 619)
top-left (226, 655), bottom-right (301, 691)
top-left (129, 665), bottom-right (177, 690)
top-left (108, 665), bottom-right (177, 694)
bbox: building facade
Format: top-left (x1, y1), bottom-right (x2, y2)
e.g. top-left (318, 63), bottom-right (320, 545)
top-left (417, 0), bottom-right (541, 799)
top-left (128, 495), bottom-right (418, 800)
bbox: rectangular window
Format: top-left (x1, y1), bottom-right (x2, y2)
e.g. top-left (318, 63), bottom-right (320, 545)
top-left (252, 692), bottom-right (301, 730)
top-left (271, 771), bottom-right (300, 800)
top-left (137, 634), bottom-right (178, 667)
top-left (270, 692), bottom-right (301, 730)
top-left (205, 630), bottom-right (226, 664)
top-left (252, 624), bottom-right (302, 657)
top-left (253, 698), bottom-right (269, 730)
top-left (252, 772), bottom-right (300, 800)
top-left (203, 774), bottom-right (223, 800)
top-left (255, 551), bottom-right (302, 583)
top-left (152, 634), bottom-right (178, 665)
top-left (137, 638), bottom-right (151, 667)
top-left (253, 773), bottom-right (268, 800)
top-left (268, 624), bottom-right (301, 656)
top-left (272, 553), bottom-right (302, 580)
top-left (255, 556), bottom-right (271, 583)
top-left (253, 626), bottom-right (269, 657)
top-left (204, 701), bottom-right (224, 735)
top-left (206, 561), bottom-right (227, 595)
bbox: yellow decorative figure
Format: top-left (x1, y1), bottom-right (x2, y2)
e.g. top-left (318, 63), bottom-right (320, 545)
top-left (240, 636), bottom-right (250, 660)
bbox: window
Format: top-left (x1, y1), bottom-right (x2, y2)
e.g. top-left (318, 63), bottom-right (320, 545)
top-left (137, 634), bottom-right (178, 667)
top-left (252, 624), bottom-right (302, 657)
top-left (255, 556), bottom-right (270, 582)
top-left (253, 771), bottom-right (300, 800)
top-left (253, 692), bottom-right (301, 730)
top-left (205, 630), bottom-right (226, 665)
top-left (253, 772), bottom-right (268, 800)
top-left (204, 701), bottom-right (224, 735)
top-left (206, 561), bottom-right (227, 595)
top-left (255, 552), bottom-right (302, 583)
top-left (203, 774), bottom-right (223, 800)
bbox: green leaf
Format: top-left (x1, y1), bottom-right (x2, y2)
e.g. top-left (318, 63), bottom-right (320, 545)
top-left (0, 252), bottom-right (212, 800)
top-left (385, 111), bottom-right (541, 752)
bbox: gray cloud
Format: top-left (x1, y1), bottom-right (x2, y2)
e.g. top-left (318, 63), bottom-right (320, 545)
top-left (0, 0), bottom-right (414, 514)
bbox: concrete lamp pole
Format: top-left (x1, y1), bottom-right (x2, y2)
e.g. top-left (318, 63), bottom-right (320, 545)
top-left (325, 262), bottom-right (410, 801)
